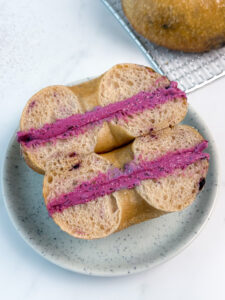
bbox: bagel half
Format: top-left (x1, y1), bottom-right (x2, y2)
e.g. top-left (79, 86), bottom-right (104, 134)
top-left (43, 125), bottom-right (209, 239)
top-left (17, 63), bottom-right (187, 174)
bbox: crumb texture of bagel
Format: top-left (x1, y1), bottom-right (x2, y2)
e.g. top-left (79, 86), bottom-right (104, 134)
top-left (98, 63), bottom-right (187, 139)
top-left (98, 63), bottom-right (168, 106)
top-left (135, 159), bottom-right (209, 212)
top-left (122, 0), bottom-right (225, 52)
top-left (44, 153), bottom-right (121, 239)
top-left (20, 85), bottom-right (83, 131)
top-left (111, 96), bottom-right (187, 137)
top-left (133, 125), bottom-right (209, 211)
top-left (23, 125), bottom-right (100, 174)
top-left (52, 196), bottom-right (120, 240)
top-left (20, 85), bottom-right (98, 174)
top-left (132, 125), bottom-right (203, 162)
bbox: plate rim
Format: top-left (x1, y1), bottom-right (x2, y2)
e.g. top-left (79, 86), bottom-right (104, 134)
top-left (1, 100), bottom-right (220, 277)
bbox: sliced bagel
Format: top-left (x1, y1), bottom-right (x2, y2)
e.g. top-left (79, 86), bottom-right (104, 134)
top-left (43, 125), bottom-right (209, 239)
top-left (18, 63), bottom-right (187, 174)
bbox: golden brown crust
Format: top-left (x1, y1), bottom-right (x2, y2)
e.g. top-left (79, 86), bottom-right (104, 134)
top-left (101, 143), bottom-right (134, 168)
top-left (69, 76), bottom-right (103, 111)
top-left (122, 0), bottom-right (225, 52)
top-left (115, 189), bottom-right (165, 232)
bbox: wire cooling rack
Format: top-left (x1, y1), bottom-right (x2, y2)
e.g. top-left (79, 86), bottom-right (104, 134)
top-left (101, 0), bottom-right (225, 93)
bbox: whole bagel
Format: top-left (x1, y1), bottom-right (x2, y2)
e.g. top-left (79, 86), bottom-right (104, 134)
top-left (122, 0), bottom-right (225, 52)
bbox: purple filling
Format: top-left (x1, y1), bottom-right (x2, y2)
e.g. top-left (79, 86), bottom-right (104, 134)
top-left (17, 82), bottom-right (186, 147)
top-left (47, 141), bottom-right (209, 216)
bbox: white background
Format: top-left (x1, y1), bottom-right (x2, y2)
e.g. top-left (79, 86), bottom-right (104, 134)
top-left (0, 1), bottom-right (225, 299)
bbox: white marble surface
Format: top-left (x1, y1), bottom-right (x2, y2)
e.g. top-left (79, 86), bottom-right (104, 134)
top-left (0, 0), bottom-right (225, 299)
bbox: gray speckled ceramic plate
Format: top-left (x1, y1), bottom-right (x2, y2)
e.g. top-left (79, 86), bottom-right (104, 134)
top-left (2, 106), bottom-right (218, 276)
